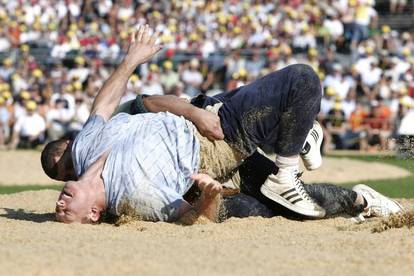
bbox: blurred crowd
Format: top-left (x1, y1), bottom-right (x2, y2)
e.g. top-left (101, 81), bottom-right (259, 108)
top-left (0, 0), bottom-right (413, 153)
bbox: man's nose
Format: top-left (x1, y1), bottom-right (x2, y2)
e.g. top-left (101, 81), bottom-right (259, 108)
top-left (56, 200), bottom-right (66, 208)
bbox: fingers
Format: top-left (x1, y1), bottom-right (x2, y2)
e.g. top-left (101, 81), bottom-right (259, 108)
top-left (191, 173), bottom-right (222, 196)
top-left (136, 25), bottom-right (144, 42)
top-left (191, 173), bottom-right (209, 181)
top-left (211, 127), bottom-right (225, 140)
top-left (142, 25), bottom-right (151, 43)
top-left (149, 30), bottom-right (160, 45)
top-left (131, 30), bottom-right (136, 43)
top-left (203, 181), bottom-right (222, 197)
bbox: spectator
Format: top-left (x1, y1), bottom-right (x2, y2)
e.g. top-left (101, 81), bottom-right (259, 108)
top-left (10, 100), bottom-right (45, 149)
top-left (324, 102), bottom-right (348, 150)
top-left (0, 0), bottom-right (411, 154)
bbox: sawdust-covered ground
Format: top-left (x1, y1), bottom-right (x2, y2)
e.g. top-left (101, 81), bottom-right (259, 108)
top-left (0, 150), bottom-right (413, 275)
top-left (0, 190), bottom-right (413, 276)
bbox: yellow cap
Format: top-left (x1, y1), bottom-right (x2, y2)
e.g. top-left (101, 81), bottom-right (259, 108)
top-left (48, 22), bottom-right (57, 30)
top-left (365, 46), bottom-right (374, 55)
top-left (161, 34), bottom-right (173, 43)
top-left (168, 24), bottom-right (177, 33)
top-left (308, 48), bottom-right (318, 57)
top-left (90, 22), bottom-right (98, 32)
top-left (402, 47), bottom-right (411, 57)
top-left (232, 72), bottom-right (239, 79)
top-left (25, 100), bottom-right (37, 111)
top-left (20, 44), bottom-right (29, 52)
top-left (163, 60), bottom-right (173, 70)
top-left (4, 83), bottom-right (10, 90)
top-left (74, 56), bottom-right (85, 65)
top-left (152, 11), bottom-right (161, 18)
top-left (73, 81), bottom-right (82, 90)
top-left (233, 26), bottom-right (242, 34)
top-left (238, 68), bottom-right (247, 77)
top-left (69, 23), bottom-right (78, 32)
top-left (349, 0), bottom-right (358, 7)
top-left (130, 74), bottom-right (139, 82)
top-left (189, 33), bottom-right (199, 41)
top-left (32, 69), bottom-right (43, 78)
top-left (399, 97), bottom-right (412, 108)
top-left (19, 24), bottom-right (27, 32)
top-left (318, 71), bottom-right (325, 81)
top-left (33, 21), bottom-right (42, 31)
top-left (120, 31), bottom-right (128, 39)
top-left (334, 102), bottom-right (342, 110)
top-left (20, 91), bottom-right (31, 100)
top-left (64, 84), bottom-right (74, 93)
top-left (2, 91), bottom-right (11, 99)
top-left (381, 25), bottom-right (391, 34)
top-left (326, 86), bottom-right (336, 96)
top-left (67, 30), bottom-right (75, 37)
top-left (241, 16), bottom-right (249, 24)
top-left (149, 63), bottom-right (159, 72)
top-left (3, 58), bottom-right (12, 66)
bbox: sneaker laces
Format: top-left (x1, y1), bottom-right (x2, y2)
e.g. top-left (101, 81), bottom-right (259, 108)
top-left (293, 172), bottom-right (316, 204)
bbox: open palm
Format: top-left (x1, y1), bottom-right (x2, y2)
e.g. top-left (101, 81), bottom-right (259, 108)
top-left (126, 25), bottom-right (162, 67)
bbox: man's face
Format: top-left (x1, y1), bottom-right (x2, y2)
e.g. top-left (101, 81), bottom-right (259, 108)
top-left (54, 140), bottom-right (75, 181)
top-left (55, 181), bottom-right (91, 223)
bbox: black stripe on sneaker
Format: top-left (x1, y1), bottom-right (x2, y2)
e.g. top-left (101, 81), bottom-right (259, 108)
top-left (285, 193), bottom-right (300, 201)
top-left (311, 131), bottom-right (318, 142)
top-left (312, 130), bottom-right (319, 140)
top-left (280, 188), bottom-right (296, 197)
top-left (291, 198), bottom-right (303, 204)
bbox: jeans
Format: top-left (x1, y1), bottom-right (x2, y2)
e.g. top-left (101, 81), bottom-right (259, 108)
top-left (192, 64), bottom-right (322, 157)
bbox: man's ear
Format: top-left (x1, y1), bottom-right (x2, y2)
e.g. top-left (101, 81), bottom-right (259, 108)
top-left (89, 207), bottom-right (101, 223)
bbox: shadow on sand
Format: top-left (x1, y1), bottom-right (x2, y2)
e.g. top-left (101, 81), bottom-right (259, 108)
top-left (0, 208), bottom-right (55, 223)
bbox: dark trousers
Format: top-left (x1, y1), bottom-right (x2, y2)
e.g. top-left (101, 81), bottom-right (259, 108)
top-left (222, 151), bottom-right (365, 219)
top-left (193, 64), bottom-right (322, 157)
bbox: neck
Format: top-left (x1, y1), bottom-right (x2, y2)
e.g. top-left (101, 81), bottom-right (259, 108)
top-left (79, 153), bottom-right (109, 210)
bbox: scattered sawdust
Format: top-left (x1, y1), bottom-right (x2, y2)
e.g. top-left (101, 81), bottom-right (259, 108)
top-left (195, 130), bottom-right (245, 182)
top-left (2, 191), bottom-right (414, 275)
top-left (372, 209), bottom-right (414, 233)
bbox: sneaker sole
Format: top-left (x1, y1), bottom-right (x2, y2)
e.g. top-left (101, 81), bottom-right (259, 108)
top-left (301, 122), bottom-right (323, 171)
top-left (260, 184), bottom-right (326, 218)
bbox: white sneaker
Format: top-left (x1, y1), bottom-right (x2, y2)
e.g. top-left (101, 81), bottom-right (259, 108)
top-left (301, 121), bottom-right (323, 171)
top-left (260, 170), bottom-right (326, 218)
top-left (352, 184), bottom-right (405, 217)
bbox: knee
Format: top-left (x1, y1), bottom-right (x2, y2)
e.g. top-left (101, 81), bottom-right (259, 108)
top-left (289, 64), bottom-right (318, 83)
top-left (289, 64), bottom-right (321, 100)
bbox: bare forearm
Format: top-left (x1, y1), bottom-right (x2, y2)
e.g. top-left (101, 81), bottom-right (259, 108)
top-left (91, 25), bottom-right (162, 121)
top-left (91, 61), bottom-right (134, 120)
top-left (143, 95), bottom-right (224, 141)
top-left (143, 95), bottom-right (198, 119)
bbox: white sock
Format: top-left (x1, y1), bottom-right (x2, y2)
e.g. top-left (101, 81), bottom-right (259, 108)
top-left (275, 155), bottom-right (299, 172)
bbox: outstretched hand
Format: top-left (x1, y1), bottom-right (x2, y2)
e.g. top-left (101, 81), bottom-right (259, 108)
top-left (125, 25), bottom-right (162, 68)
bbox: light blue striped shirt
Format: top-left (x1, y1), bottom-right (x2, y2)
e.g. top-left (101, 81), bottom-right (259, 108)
top-left (72, 112), bottom-right (200, 221)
